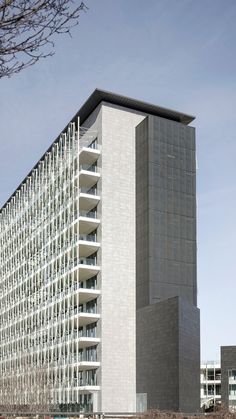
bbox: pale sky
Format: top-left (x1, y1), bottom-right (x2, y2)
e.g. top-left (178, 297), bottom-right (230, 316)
top-left (1, 0), bottom-right (236, 361)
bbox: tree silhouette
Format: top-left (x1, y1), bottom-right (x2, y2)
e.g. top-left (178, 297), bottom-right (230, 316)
top-left (0, 0), bottom-right (88, 78)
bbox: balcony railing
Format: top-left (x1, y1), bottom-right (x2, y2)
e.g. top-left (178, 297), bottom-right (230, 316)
top-left (78, 354), bottom-right (97, 362)
top-left (79, 210), bottom-right (97, 219)
top-left (79, 128), bottom-right (99, 151)
top-left (79, 234), bottom-right (96, 242)
top-left (73, 378), bottom-right (97, 386)
top-left (79, 187), bottom-right (98, 196)
top-left (79, 164), bottom-right (98, 173)
top-left (78, 257), bottom-right (97, 266)
top-left (78, 329), bottom-right (97, 338)
top-left (80, 277), bottom-right (97, 289)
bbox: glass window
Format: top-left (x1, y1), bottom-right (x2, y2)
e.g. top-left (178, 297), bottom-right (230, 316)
top-left (229, 384), bottom-right (236, 396)
top-left (229, 370), bottom-right (236, 380)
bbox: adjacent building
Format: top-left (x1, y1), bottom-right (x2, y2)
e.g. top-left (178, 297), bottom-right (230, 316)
top-left (0, 89), bottom-right (200, 413)
top-left (200, 361), bottom-right (221, 409)
top-left (200, 348), bottom-right (236, 412)
top-left (221, 346), bottom-right (236, 411)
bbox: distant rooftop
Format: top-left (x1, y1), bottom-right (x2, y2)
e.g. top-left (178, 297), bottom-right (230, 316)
top-left (201, 361), bottom-right (221, 366)
top-left (0, 89), bottom-right (195, 212)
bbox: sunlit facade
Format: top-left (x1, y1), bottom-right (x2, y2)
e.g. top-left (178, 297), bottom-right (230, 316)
top-left (200, 362), bottom-right (221, 410)
top-left (0, 123), bottom-right (101, 411)
top-left (0, 89), bottom-right (199, 413)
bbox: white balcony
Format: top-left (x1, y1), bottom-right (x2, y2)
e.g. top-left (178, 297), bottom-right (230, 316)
top-left (79, 240), bottom-right (100, 258)
top-left (202, 378), bottom-right (221, 384)
top-left (79, 288), bottom-right (101, 304)
top-left (79, 147), bottom-right (101, 166)
top-left (77, 312), bottom-right (100, 326)
top-left (78, 263), bottom-right (100, 281)
top-left (77, 361), bottom-right (100, 371)
top-left (79, 190), bottom-right (100, 212)
top-left (79, 168), bottom-right (100, 189)
top-left (76, 385), bottom-right (101, 393)
top-left (79, 215), bottom-right (100, 235)
top-left (78, 337), bottom-right (100, 349)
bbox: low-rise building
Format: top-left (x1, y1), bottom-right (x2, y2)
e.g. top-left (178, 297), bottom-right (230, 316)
top-left (221, 346), bottom-right (236, 412)
top-left (201, 348), bottom-right (236, 412)
top-left (200, 361), bottom-right (221, 410)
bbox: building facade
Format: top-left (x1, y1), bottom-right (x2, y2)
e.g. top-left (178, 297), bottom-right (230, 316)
top-left (221, 346), bottom-right (236, 411)
top-left (0, 89), bottom-right (200, 413)
top-left (136, 111), bottom-right (200, 412)
top-left (201, 348), bottom-right (236, 412)
top-left (200, 362), bottom-right (221, 409)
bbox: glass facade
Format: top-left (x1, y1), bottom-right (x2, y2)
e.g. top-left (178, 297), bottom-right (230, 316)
top-left (228, 370), bottom-right (236, 411)
top-left (0, 123), bottom-right (101, 411)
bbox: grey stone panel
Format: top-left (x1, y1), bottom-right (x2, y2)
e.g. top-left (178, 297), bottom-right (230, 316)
top-left (150, 187), bottom-right (196, 218)
top-left (136, 296), bottom-right (200, 412)
top-left (135, 115), bottom-right (197, 308)
top-left (98, 103), bottom-right (146, 412)
top-left (149, 236), bottom-right (195, 263)
top-left (178, 298), bottom-right (200, 412)
top-left (148, 116), bottom-right (196, 307)
top-left (149, 139), bottom-right (195, 172)
top-left (149, 163), bottom-right (196, 195)
top-left (137, 297), bottom-right (180, 411)
top-left (149, 210), bottom-right (196, 241)
top-left (221, 346), bottom-right (236, 409)
top-left (150, 282), bottom-right (196, 306)
top-left (136, 117), bottom-right (150, 310)
top-left (149, 116), bottom-right (196, 151)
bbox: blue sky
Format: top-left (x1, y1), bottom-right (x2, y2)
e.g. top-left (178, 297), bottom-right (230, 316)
top-left (1, 0), bottom-right (235, 361)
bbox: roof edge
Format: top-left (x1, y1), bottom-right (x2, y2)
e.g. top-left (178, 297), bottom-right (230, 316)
top-left (0, 89), bottom-right (195, 212)
top-left (78, 88), bottom-right (195, 126)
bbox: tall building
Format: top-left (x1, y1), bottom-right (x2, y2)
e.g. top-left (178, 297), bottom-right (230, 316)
top-left (0, 89), bottom-right (200, 413)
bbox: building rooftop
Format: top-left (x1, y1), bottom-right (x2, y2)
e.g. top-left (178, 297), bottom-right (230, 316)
top-left (78, 88), bottom-right (195, 125)
top-left (0, 88), bottom-right (195, 212)
top-left (201, 361), bottom-right (221, 366)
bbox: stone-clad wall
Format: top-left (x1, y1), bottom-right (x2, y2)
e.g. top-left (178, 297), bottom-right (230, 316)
top-left (136, 115), bottom-right (196, 308)
top-left (221, 346), bottom-right (236, 409)
top-left (84, 102), bottom-right (146, 412)
top-left (100, 103), bottom-right (146, 412)
top-left (137, 296), bottom-right (200, 412)
top-left (136, 115), bottom-right (199, 412)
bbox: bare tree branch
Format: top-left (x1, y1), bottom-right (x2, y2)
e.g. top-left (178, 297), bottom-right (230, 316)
top-left (0, 358), bottom-right (58, 414)
top-left (0, 0), bottom-right (88, 78)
